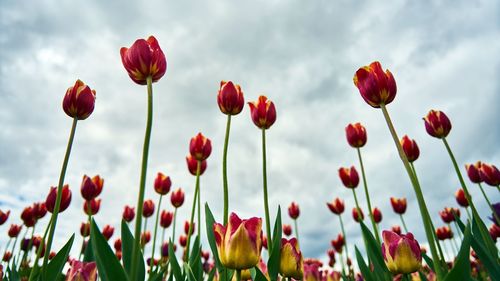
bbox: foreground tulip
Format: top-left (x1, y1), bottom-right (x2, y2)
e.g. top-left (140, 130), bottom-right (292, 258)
top-left (62, 80), bottom-right (96, 120)
top-left (120, 36), bottom-right (166, 85)
top-left (189, 133), bottom-right (212, 161)
top-left (66, 260), bottom-right (97, 281)
top-left (479, 163), bottom-right (500, 187)
top-left (45, 185), bottom-right (72, 213)
top-left (122, 205), bottom-right (135, 223)
top-left (400, 135), bottom-right (420, 162)
top-left (213, 213), bottom-right (263, 270)
top-left (381, 231), bottom-right (421, 274)
top-left (279, 238), bottom-right (303, 279)
top-left (353, 61), bottom-right (397, 108)
top-left (186, 155), bottom-right (207, 176)
top-left (345, 123), bottom-right (367, 148)
top-left (154, 172), bottom-right (171, 195)
top-left (217, 81), bottom-right (245, 115)
top-left (338, 166), bottom-right (359, 188)
top-left (423, 110), bottom-right (452, 139)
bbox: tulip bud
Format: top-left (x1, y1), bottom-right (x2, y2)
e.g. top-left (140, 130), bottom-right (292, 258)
top-left (3, 252), bottom-right (12, 262)
top-left (114, 239), bottom-right (122, 252)
top-left (327, 249), bottom-right (336, 260)
top-left (0, 210), bottom-right (10, 225)
top-left (189, 133), bottom-right (212, 161)
top-left (279, 238), bottom-right (303, 279)
top-left (479, 163), bottom-right (500, 186)
top-left (381, 231), bottom-right (421, 274)
top-left (62, 80), bottom-right (96, 120)
top-left (120, 36), bottom-right (167, 85)
top-left (143, 199), bottom-right (155, 218)
top-left (439, 207), bottom-right (459, 224)
top-left (83, 199), bottom-right (101, 216)
top-left (122, 205), bottom-right (135, 222)
top-left (32, 202), bottom-right (47, 219)
top-left (45, 185), bottom-right (72, 213)
top-left (217, 81), bottom-right (245, 115)
top-left (179, 235), bottom-right (187, 247)
top-left (160, 210), bottom-right (173, 228)
top-left (102, 225), bottom-right (114, 241)
top-left (352, 208), bottom-right (364, 222)
top-left (455, 188), bottom-right (469, 207)
top-left (80, 175), bottom-right (98, 201)
top-left (353, 61), bottom-right (397, 108)
top-left (213, 212), bottom-right (263, 270)
top-left (436, 226), bottom-right (453, 240)
top-left (465, 162), bottom-right (482, 184)
top-left (141, 231), bottom-right (151, 246)
top-left (390, 197), bottom-right (407, 214)
top-left (154, 172), bottom-right (172, 195)
top-left (423, 110), bottom-right (452, 139)
top-left (345, 123), bottom-right (367, 148)
top-left (8, 224), bottom-right (22, 238)
top-left (66, 260), bottom-right (97, 281)
top-left (331, 234), bottom-right (344, 253)
top-left (184, 221), bottom-right (195, 236)
top-left (170, 188), bottom-right (185, 208)
top-left (400, 135), bottom-right (420, 162)
top-left (282, 224), bottom-right (292, 237)
top-left (21, 207), bottom-right (36, 227)
top-left (391, 225), bottom-right (402, 235)
top-left (373, 207), bottom-right (382, 223)
top-left (201, 251), bottom-right (210, 261)
top-left (327, 198), bottom-right (345, 215)
top-left (80, 222), bottom-right (90, 237)
top-left (288, 202), bottom-right (300, 219)
top-left (338, 166), bottom-right (359, 188)
top-left (248, 95), bottom-right (277, 129)
top-left (161, 242), bottom-right (172, 257)
top-left (186, 155), bottom-right (207, 176)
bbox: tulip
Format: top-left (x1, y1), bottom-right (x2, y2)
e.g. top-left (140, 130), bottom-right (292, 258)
top-left (91, 175), bottom-right (104, 197)
top-left (3, 252), bottom-right (12, 262)
top-left (161, 242), bottom-right (171, 258)
top-left (400, 135), bottom-right (420, 162)
top-left (45, 185), bottom-right (72, 213)
top-left (21, 207), bottom-right (36, 227)
top-left (479, 163), bottom-right (500, 186)
top-left (391, 225), bottom-right (402, 235)
top-left (326, 271), bottom-right (342, 281)
top-left (489, 224), bottom-right (500, 242)
top-left (120, 36), bottom-right (167, 85)
top-left (179, 235), bottom-right (187, 247)
top-left (436, 226), bottom-right (453, 240)
top-left (352, 207), bottom-right (364, 222)
top-left (8, 224), bottom-right (22, 238)
top-left (189, 133), bottom-right (212, 161)
top-left (327, 248), bottom-right (335, 260)
top-left (248, 95), bottom-right (277, 129)
top-left (80, 222), bottom-right (90, 237)
top-left (122, 205), bottom-right (135, 223)
top-left (32, 202), bottom-right (47, 219)
top-left (102, 225), bottom-right (114, 241)
top-left (353, 61), bottom-right (397, 108)
top-left (439, 207), bottom-right (459, 224)
top-left (62, 80), bottom-right (96, 120)
top-left (303, 259), bottom-right (322, 281)
top-left (288, 202), bottom-right (300, 219)
top-left (83, 199), bottom-right (101, 216)
top-left (373, 207), bottom-right (383, 223)
top-left (390, 197), bottom-right (407, 214)
top-left (170, 188), bottom-right (185, 208)
top-left (455, 188), bottom-right (469, 207)
top-left (80, 175), bottom-right (98, 201)
top-left (327, 198), bottom-right (345, 215)
top-left (160, 210), bottom-right (173, 228)
top-left (213, 212), bottom-right (263, 270)
top-left (141, 231), bottom-right (151, 246)
top-left (345, 123), bottom-right (367, 148)
top-left (338, 166), bottom-right (359, 188)
top-left (331, 234), bottom-right (344, 253)
top-left (465, 162), bottom-right (482, 184)
top-left (279, 238), bottom-right (303, 279)
top-left (381, 231), bottom-right (421, 274)
top-left (154, 172), bottom-right (171, 195)
top-left (282, 224), bottom-right (292, 237)
top-left (217, 81), bottom-right (245, 115)
top-left (66, 260), bottom-right (97, 281)
top-left (423, 110), bottom-right (452, 139)
top-left (0, 210), bottom-right (10, 225)
top-left (186, 155), bottom-right (207, 176)
top-left (114, 239), bottom-right (122, 252)
top-left (143, 199), bottom-right (155, 218)
top-left (184, 221), bottom-right (195, 236)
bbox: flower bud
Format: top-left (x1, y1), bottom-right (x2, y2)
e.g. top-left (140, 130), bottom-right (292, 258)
top-left (142, 199), bottom-right (155, 218)
top-left (45, 185), bottom-right (72, 213)
top-left (189, 133), bottom-right (212, 161)
top-left (327, 249), bottom-right (335, 260)
top-left (80, 175), bottom-right (98, 201)
top-left (248, 95), bottom-right (277, 129)
top-left (353, 61), bottom-right (397, 108)
top-left (465, 162), bottom-right (482, 184)
top-left (439, 207), bottom-right (459, 224)
top-left (102, 225), bottom-right (114, 241)
top-left (21, 207), bottom-right (36, 227)
top-left (279, 238), bottom-right (303, 279)
top-left (288, 202), bottom-right (300, 219)
top-left (381, 231), bottom-right (421, 274)
top-left (352, 208), bottom-right (364, 222)
top-left (282, 224), bottom-right (292, 237)
top-left (331, 234), bottom-right (344, 253)
top-left (170, 188), bottom-right (185, 208)
top-left (0, 210), bottom-right (10, 225)
top-left (338, 166), bottom-right (359, 188)
top-left (154, 172), bottom-right (172, 195)
top-left (32, 202), bottom-right (47, 219)
top-left (400, 135), bottom-right (420, 162)
top-left (179, 235), bottom-right (187, 247)
top-left (122, 205), bottom-right (135, 222)
top-left (8, 224), bottom-right (22, 238)
top-left (345, 123), bottom-right (367, 148)
top-left (436, 226), bottom-right (453, 240)
top-left (423, 110), bottom-right (452, 139)
top-left (114, 239), bottom-right (122, 252)
top-left (479, 163), bottom-right (500, 186)
top-left (83, 199), bottom-right (101, 216)
top-left (62, 80), bottom-right (96, 120)
top-left (390, 197), bottom-right (407, 214)
top-left (120, 36), bottom-right (167, 85)
top-left (455, 188), bottom-right (469, 207)
top-left (373, 207), bottom-right (382, 223)
top-left (217, 81), bottom-right (245, 115)
top-left (80, 222), bottom-right (90, 237)
top-left (186, 155), bottom-right (207, 176)
top-left (184, 221), bottom-right (195, 236)
top-left (66, 260), bottom-right (97, 281)
top-left (141, 231), bottom-right (151, 246)
top-left (3, 252), bottom-right (12, 262)
top-left (327, 198), bottom-right (345, 215)
top-left (160, 210), bottom-right (173, 228)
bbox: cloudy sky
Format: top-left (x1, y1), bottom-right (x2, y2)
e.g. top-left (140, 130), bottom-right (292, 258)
top-left (1, 0), bottom-right (499, 268)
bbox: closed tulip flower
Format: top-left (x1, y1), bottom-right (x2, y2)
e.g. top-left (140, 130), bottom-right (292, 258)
top-left (331, 234), bottom-right (344, 253)
top-left (217, 81), bottom-right (245, 115)
top-left (439, 207), bottom-right (459, 223)
top-left (170, 188), bottom-right (185, 208)
top-left (390, 197), bottom-right (407, 214)
top-left (248, 95), bottom-right (277, 129)
top-left (141, 231), bottom-right (151, 246)
top-left (142, 199), bottom-right (155, 218)
top-left (455, 188), bottom-right (469, 207)
top-left (154, 172), bottom-right (171, 195)
top-left (288, 202), bottom-right (300, 219)
top-left (352, 208), bottom-right (364, 222)
top-left (3, 252), bottom-right (12, 262)
top-left (373, 207), bottom-right (383, 223)
top-left (179, 235), bottom-right (187, 247)
top-left (489, 224), bottom-right (500, 241)
top-left (338, 166), bottom-right (359, 188)
top-left (122, 205), bottom-right (135, 222)
top-left (21, 207), bottom-right (36, 227)
top-left (381, 231), bottom-right (421, 274)
top-left (80, 175), bottom-right (98, 201)
top-left (479, 163), bottom-right (500, 186)
top-left (189, 133), bottom-right (212, 161)
top-left (66, 260), bottom-right (97, 281)
top-left (353, 61), bottom-right (397, 108)
top-left (279, 238), bottom-right (303, 279)
top-left (160, 210), bottom-right (174, 228)
top-left (8, 224), bottom-right (22, 238)
top-left (120, 36), bottom-right (167, 85)
top-left (83, 199), bottom-right (101, 216)
top-left (91, 175), bottom-right (104, 197)
top-left (400, 135), bottom-right (420, 162)
top-left (32, 202), bottom-right (47, 219)
top-left (114, 239), bottom-right (122, 252)
top-left (186, 155), bottom-right (207, 176)
top-left (184, 221), bottom-right (195, 236)
top-left (327, 248), bottom-right (335, 260)
top-left (46, 185), bottom-right (72, 213)
top-left (423, 110), bottom-right (452, 139)
top-left (345, 123), bottom-right (367, 148)
top-left (80, 222), bottom-right (90, 237)
top-left (282, 224), bottom-right (292, 236)
top-left (62, 80), bottom-right (96, 120)
top-left (436, 226), bottom-right (453, 240)
top-left (327, 198), bottom-right (345, 215)
top-left (465, 162), bottom-right (482, 184)
top-left (213, 212), bottom-right (263, 270)
top-left (102, 225), bottom-right (114, 241)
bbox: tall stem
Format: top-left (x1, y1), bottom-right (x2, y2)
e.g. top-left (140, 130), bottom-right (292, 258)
top-left (477, 183), bottom-right (500, 225)
top-left (236, 270), bottom-right (242, 281)
top-left (185, 161), bottom-right (201, 261)
top-left (261, 128), bottom-right (272, 253)
top-left (399, 214), bottom-right (408, 232)
top-left (453, 221), bottom-right (463, 241)
top-left (130, 76), bottom-right (154, 279)
top-left (351, 189), bottom-right (362, 220)
top-left (379, 104), bottom-right (444, 279)
top-left (29, 217), bottom-right (53, 281)
top-left (149, 195), bottom-right (163, 276)
top-left (356, 148), bottom-right (381, 244)
top-left (222, 115), bottom-right (232, 225)
top-left (172, 208), bottom-right (178, 243)
top-left (42, 117), bottom-right (78, 271)
top-left (15, 228), bottom-right (28, 267)
top-left (9, 235), bottom-right (18, 269)
top-left (197, 174), bottom-right (201, 239)
top-left (338, 215), bottom-right (349, 264)
top-left (293, 219), bottom-right (300, 244)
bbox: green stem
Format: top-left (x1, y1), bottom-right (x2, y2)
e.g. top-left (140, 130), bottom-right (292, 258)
top-left (351, 189), bottom-right (362, 221)
top-left (236, 269), bottom-right (241, 281)
top-left (453, 221), bottom-right (463, 241)
top-left (87, 200), bottom-right (93, 223)
top-left (356, 148), bottom-right (381, 245)
top-left (339, 251), bottom-right (346, 277)
top-left (261, 128), bottom-right (272, 253)
top-left (29, 217), bottom-right (53, 281)
top-left (149, 195), bottom-right (163, 276)
top-left (142, 218), bottom-right (148, 251)
top-left (9, 235), bottom-right (18, 269)
top-left (172, 208), bottom-right (178, 243)
top-left (399, 214), bottom-right (408, 233)
top-left (293, 219), bottom-right (300, 244)
top-left (379, 104), bottom-right (444, 280)
top-left (449, 233), bottom-right (459, 254)
top-left (198, 172), bottom-right (201, 239)
top-left (465, 207), bottom-right (472, 222)
top-left (222, 115), bottom-right (231, 226)
top-left (15, 228), bottom-right (28, 267)
top-left (478, 183), bottom-right (500, 225)
top-left (338, 215), bottom-right (349, 265)
top-left (130, 76), bottom-right (154, 280)
top-left (42, 117), bottom-right (78, 272)
top-left (185, 160), bottom-right (201, 261)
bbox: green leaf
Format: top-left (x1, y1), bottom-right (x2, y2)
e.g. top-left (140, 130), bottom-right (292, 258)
top-left (45, 234), bottom-right (75, 281)
top-left (421, 253), bottom-right (434, 272)
top-left (359, 222), bottom-right (390, 280)
top-left (207, 267), bottom-right (216, 281)
top-left (83, 237), bottom-right (94, 262)
top-left (250, 267), bottom-right (269, 281)
top-left (168, 240), bottom-right (184, 281)
top-left (204, 203), bottom-right (223, 272)
top-left (121, 219), bottom-right (145, 281)
top-left (188, 236), bottom-right (203, 281)
top-left (267, 206), bottom-right (282, 281)
top-left (443, 224), bottom-right (473, 281)
top-left (90, 219), bottom-right (129, 281)
top-left (183, 263), bottom-right (197, 281)
top-left (354, 246), bottom-right (376, 281)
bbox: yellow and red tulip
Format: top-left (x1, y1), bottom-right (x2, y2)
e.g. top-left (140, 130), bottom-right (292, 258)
top-left (353, 61), bottom-right (397, 108)
top-left (479, 163), bottom-right (500, 186)
top-left (189, 133), bottom-right (212, 161)
top-left (142, 199), bottom-right (155, 218)
top-left (217, 81), bottom-right (245, 115)
top-left (248, 95), bottom-right (277, 129)
top-left (423, 110), bottom-right (452, 139)
top-left (83, 199), bottom-right (101, 216)
top-left (390, 197), bottom-right (407, 214)
top-left (62, 80), bottom-right (96, 120)
top-left (80, 222), bottom-right (90, 237)
top-left (465, 161), bottom-right (482, 184)
top-left (303, 258), bottom-right (322, 281)
top-left (279, 237), bottom-right (303, 280)
top-left (455, 188), bottom-right (469, 207)
top-left (154, 172), bottom-right (171, 195)
top-left (338, 166), bottom-right (359, 188)
top-left (170, 188), bottom-right (185, 208)
top-left (80, 175), bottom-right (98, 201)
top-left (327, 198), bottom-right (345, 215)
top-left (46, 185), bottom-right (72, 213)
top-left (120, 36), bottom-right (167, 85)
top-left (400, 135), bottom-right (420, 163)
top-left (381, 230), bottom-right (422, 274)
top-left (345, 123), bottom-right (367, 148)
top-left (186, 155), bottom-right (207, 176)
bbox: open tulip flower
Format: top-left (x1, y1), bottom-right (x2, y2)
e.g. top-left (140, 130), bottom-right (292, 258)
top-left (327, 198), bottom-right (345, 215)
top-left (120, 35), bottom-right (166, 85)
top-left (381, 230), bottom-right (422, 274)
top-left (279, 237), bottom-right (303, 280)
top-left (338, 166), bottom-right (359, 188)
top-left (248, 95), bottom-right (277, 129)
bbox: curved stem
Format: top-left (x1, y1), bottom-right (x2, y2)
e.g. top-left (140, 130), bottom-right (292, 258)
top-left (356, 148), bottom-right (381, 244)
top-left (293, 219), bottom-right (300, 245)
top-left (149, 195), bottom-right (163, 276)
top-left (478, 183), bottom-right (500, 225)
top-left (261, 128), bottom-right (272, 253)
top-left (399, 214), bottom-right (408, 233)
top-left (185, 160), bottom-right (201, 261)
top-left (42, 117), bottom-right (78, 271)
top-left (130, 76), bottom-right (154, 279)
top-left (222, 115), bottom-right (231, 225)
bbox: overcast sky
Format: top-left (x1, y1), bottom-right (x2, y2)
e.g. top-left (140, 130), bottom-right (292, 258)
top-left (1, 0), bottom-right (499, 268)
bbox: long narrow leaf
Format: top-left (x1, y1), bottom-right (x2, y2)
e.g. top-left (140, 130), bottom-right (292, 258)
top-left (443, 224), bottom-right (473, 281)
top-left (45, 234), bottom-right (75, 281)
top-left (205, 203), bottom-right (223, 272)
top-left (267, 207), bottom-right (282, 281)
top-left (359, 222), bottom-right (390, 280)
top-left (168, 240), bottom-right (184, 281)
top-left (355, 246), bottom-right (376, 281)
top-left (121, 220), bottom-right (145, 281)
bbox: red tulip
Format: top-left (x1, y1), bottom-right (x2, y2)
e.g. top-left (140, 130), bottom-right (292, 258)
top-left (345, 123), bottom-right (367, 148)
top-left (154, 172), bottom-right (172, 195)
top-left (8, 224), bottom-right (22, 238)
top-left (217, 81), bottom-right (245, 115)
top-left (114, 239), bottom-right (122, 252)
top-left (373, 207), bottom-right (383, 223)
top-left (32, 202), bottom-right (47, 219)
top-left (352, 208), bottom-right (364, 222)
top-left (353, 61), bottom-right (397, 108)
top-left (390, 197), bottom-right (407, 214)
top-left (327, 198), bottom-right (345, 215)
top-left (423, 110), bottom-right (452, 139)
top-left (80, 222), bottom-right (90, 237)
top-left (338, 166), bottom-right (359, 188)
top-left (3, 252), bottom-right (12, 262)
top-left (331, 234), bottom-right (344, 253)
top-left (91, 175), bottom-right (104, 197)
top-left (184, 221), bottom-right (195, 236)
top-left (45, 185), bottom-right (72, 213)
top-left (80, 175), bottom-right (98, 201)
top-left (189, 133), bottom-right (212, 161)
top-left (122, 205), bottom-right (135, 222)
top-left (62, 80), bottom-right (96, 120)
top-left (479, 163), bottom-right (500, 186)
top-left (160, 210), bottom-right (174, 228)
top-left (288, 202), bottom-right (300, 219)
top-left (179, 235), bottom-right (187, 247)
top-left (282, 224), bottom-right (292, 237)
top-left (455, 188), bottom-right (469, 207)
top-left (439, 207), bottom-right (459, 224)
top-left (465, 162), bottom-right (482, 184)
top-left (186, 155), bottom-right (207, 176)
top-left (248, 95), bottom-right (277, 129)
top-left (391, 225), bottom-right (402, 235)
top-left (436, 226), bottom-right (453, 240)
top-left (400, 135), bottom-right (420, 162)
top-left (120, 36), bottom-right (167, 85)
top-left (0, 210), bottom-right (10, 225)
top-left (21, 207), bottom-right (36, 227)
top-left (170, 188), bottom-right (185, 208)
top-left (102, 225), bottom-right (114, 241)
top-left (141, 231), bottom-right (151, 246)
top-left (83, 199), bottom-right (101, 216)
top-left (142, 199), bottom-right (155, 218)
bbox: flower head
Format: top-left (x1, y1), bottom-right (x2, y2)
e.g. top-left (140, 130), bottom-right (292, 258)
top-left (120, 36), bottom-right (166, 85)
top-left (400, 135), bottom-right (420, 162)
top-left (381, 231), bottom-right (421, 274)
top-left (142, 199), bottom-right (155, 218)
top-left (62, 80), bottom-right (96, 120)
top-left (479, 163), bottom-right (500, 186)
top-left (455, 188), bottom-right (469, 207)
top-left (171, 188), bottom-right (185, 208)
top-left (45, 185), bottom-right (72, 213)
top-left (160, 210), bottom-right (174, 228)
top-left (217, 81), bottom-right (245, 115)
top-left (189, 133), bottom-right (212, 161)
top-left (66, 260), bottom-right (97, 281)
top-left (465, 161), bottom-right (482, 184)
top-left (373, 207), bottom-right (383, 223)
top-left (353, 61), bottom-right (397, 108)
top-left (390, 197), bottom-right (407, 214)
top-left (331, 234), bottom-right (344, 253)
top-left (338, 166), bottom-right (359, 188)
top-left (83, 199), bottom-right (101, 216)
top-left (288, 202), bottom-right (300, 219)
top-left (8, 224), bottom-right (22, 238)
top-left (352, 208), bottom-right (364, 222)
top-left (122, 205), bottom-right (135, 222)
top-left (279, 238), bottom-right (303, 279)
top-left (345, 123), bottom-right (367, 148)
top-left (423, 110), bottom-right (452, 139)
top-left (154, 172), bottom-right (172, 195)
top-left (327, 198), bottom-right (345, 215)
top-left (282, 224), bottom-right (292, 237)
top-left (186, 155), bottom-right (207, 176)
top-left (248, 95), bottom-right (277, 129)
